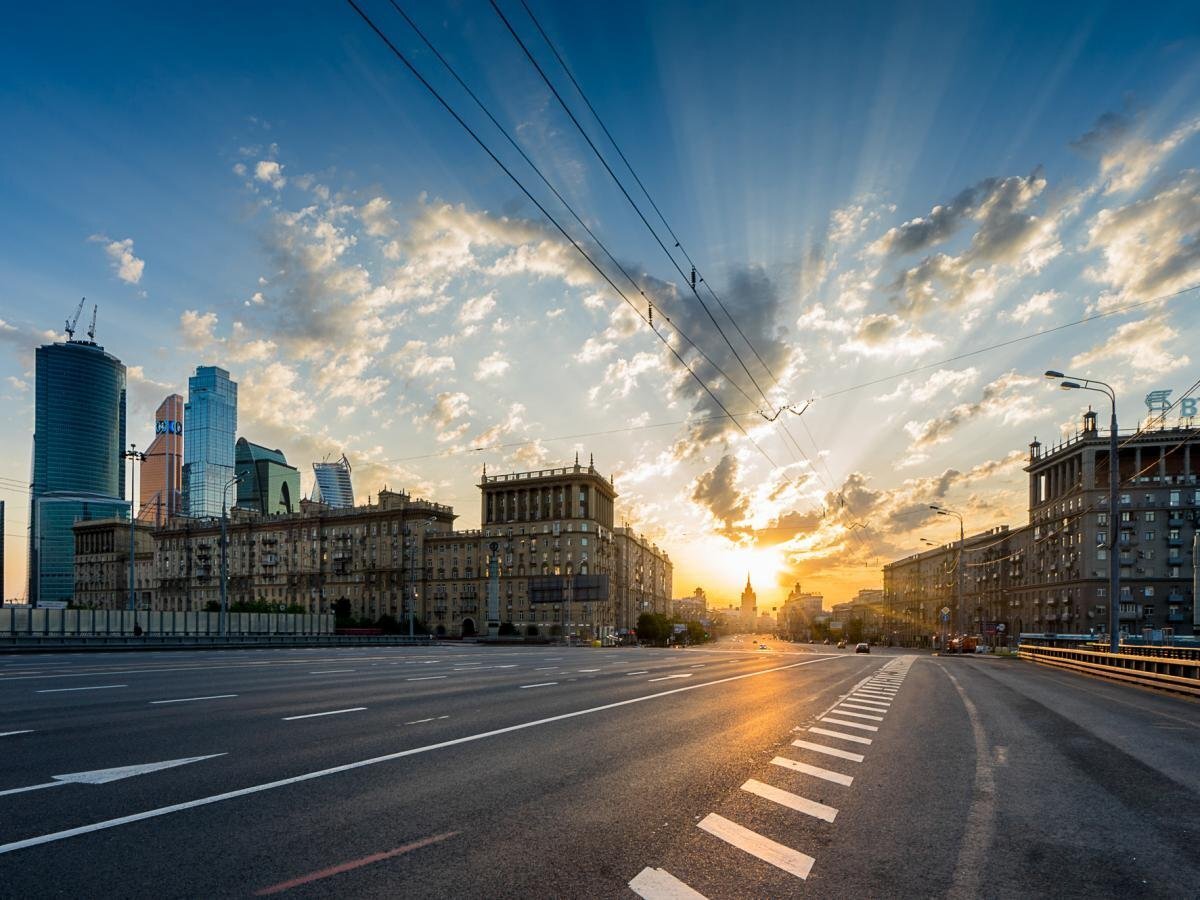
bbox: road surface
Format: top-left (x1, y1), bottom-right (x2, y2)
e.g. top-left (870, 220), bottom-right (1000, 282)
top-left (0, 639), bottom-right (1196, 897)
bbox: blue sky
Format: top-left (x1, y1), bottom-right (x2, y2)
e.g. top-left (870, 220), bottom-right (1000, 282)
top-left (2, 0), bottom-right (1199, 603)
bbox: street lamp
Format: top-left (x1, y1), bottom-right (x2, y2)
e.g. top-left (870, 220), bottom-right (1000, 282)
top-left (404, 516), bottom-right (436, 639)
top-left (929, 505), bottom-right (965, 644)
top-left (122, 444), bottom-right (146, 613)
top-left (1045, 369), bottom-right (1120, 653)
top-left (220, 475), bottom-right (244, 639)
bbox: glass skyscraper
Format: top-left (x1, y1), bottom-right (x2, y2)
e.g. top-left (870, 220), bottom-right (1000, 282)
top-left (235, 438), bottom-right (300, 516)
top-left (312, 455), bottom-right (355, 508)
top-left (28, 338), bottom-right (128, 606)
top-left (182, 366), bottom-right (237, 520)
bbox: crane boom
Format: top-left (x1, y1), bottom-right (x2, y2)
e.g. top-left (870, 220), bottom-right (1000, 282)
top-left (64, 297), bottom-right (85, 341)
top-left (87, 303), bottom-right (97, 341)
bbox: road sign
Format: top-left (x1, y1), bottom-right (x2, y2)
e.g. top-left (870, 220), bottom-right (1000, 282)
top-left (941, 606), bottom-right (950, 615)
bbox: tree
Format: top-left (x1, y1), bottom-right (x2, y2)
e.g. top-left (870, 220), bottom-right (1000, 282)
top-left (525, 624), bottom-right (540, 637)
top-left (334, 598), bottom-right (352, 624)
top-left (498, 621), bottom-right (517, 636)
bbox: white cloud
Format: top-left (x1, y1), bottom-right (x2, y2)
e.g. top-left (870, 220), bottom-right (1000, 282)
top-left (1006, 290), bottom-right (1060, 324)
top-left (458, 292), bottom-right (497, 324)
top-left (89, 235), bottom-right (145, 285)
top-left (575, 336), bottom-right (617, 363)
top-left (1069, 315), bottom-right (1190, 378)
top-left (254, 160), bottom-right (286, 190)
top-left (903, 373), bottom-right (1040, 449)
top-left (180, 309), bottom-right (218, 347)
top-left (475, 351), bottom-right (510, 380)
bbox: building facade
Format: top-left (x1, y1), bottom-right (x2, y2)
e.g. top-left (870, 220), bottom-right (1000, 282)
top-left (312, 455), bottom-right (355, 508)
top-left (182, 366), bottom-right (237, 520)
top-left (139, 394), bottom-right (184, 525)
top-left (72, 518), bottom-right (155, 609)
top-left (614, 526), bottom-right (674, 634)
top-left (29, 337), bottom-right (127, 606)
top-left (235, 438), bottom-right (300, 516)
top-left (882, 410), bottom-right (1199, 641)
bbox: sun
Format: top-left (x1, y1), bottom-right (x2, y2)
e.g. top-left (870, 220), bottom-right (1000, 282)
top-left (724, 543), bottom-right (786, 594)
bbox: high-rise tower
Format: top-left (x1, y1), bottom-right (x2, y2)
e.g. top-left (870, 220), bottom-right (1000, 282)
top-left (139, 393), bottom-right (184, 524)
top-left (28, 313), bottom-right (128, 606)
top-left (182, 366), bottom-right (237, 520)
top-left (311, 454), bottom-right (355, 508)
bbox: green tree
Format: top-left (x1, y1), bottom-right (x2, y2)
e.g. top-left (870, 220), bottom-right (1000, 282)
top-left (498, 621), bottom-right (517, 636)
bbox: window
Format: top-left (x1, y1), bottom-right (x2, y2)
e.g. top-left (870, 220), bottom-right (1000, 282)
top-left (1096, 531), bottom-right (1107, 544)
top-left (1097, 513), bottom-right (1108, 526)
top-left (1144, 531), bottom-right (1156, 541)
top-left (1120, 494), bottom-right (1131, 504)
top-left (1120, 511), bottom-right (1133, 522)
top-left (1170, 566), bottom-right (1181, 578)
top-left (1170, 491), bottom-right (1181, 507)
top-left (1144, 586), bottom-right (1155, 597)
top-left (1096, 548), bottom-right (1107, 560)
top-left (1169, 528), bottom-right (1181, 540)
top-left (1144, 511), bottom-right (1155, 522)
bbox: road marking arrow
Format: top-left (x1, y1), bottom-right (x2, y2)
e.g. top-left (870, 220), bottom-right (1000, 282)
top-left (0, 754), bottom-right (225, 798)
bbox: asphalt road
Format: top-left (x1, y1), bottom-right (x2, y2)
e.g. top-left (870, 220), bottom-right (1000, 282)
top-left (0, 638), bottom-right (1197, 898)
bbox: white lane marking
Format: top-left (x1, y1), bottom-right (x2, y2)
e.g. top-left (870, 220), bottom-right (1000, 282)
top-left (36, 685), bottom-right (127, 693)
top-left (0, 731), bottom-right (35, 738)
top-left (437, 715), bottom-right (449, 720)
top-left (406, 676), bottom-right (447, 682)
top-left (519, 682), bottom-right (558, 689)
top-left (840, 703), bottom-right (887, 713)
top-left (820, 717), bottom-right (879, 732)
top-left (833, 709), bottom-right (883, 721)
top-left (697, 813), bottom-right (814, 879)
top-left (0, 754), bottom-right (226, 797)
top-left (625, 671), bottom-right (649, 676)
top-left (629, 866), bottom-right (709, 899)
top-left (578, 669), bottom-right (601, 673)
top-left (809, 727), bottom-right (872, 745)
top-left (741, 778), bottom-right (837, 823)
top-left (853, 690), bottom-right (894, 697)
top-left (495, 665), bottom-right (518, 668)
top-left (790, 740), bottom-right (864, 763)
top-left (404, 718), bottom-right (434, 725)
top-left (150, 695), bottom-right (238, 705)
top-left (771, 756), bottom-right (854, 786)
top-left (309, 670), bottom-right (355, 674)
top-left (534, 666), bottom-right (558, 671)
top-left (282, 708), bottom-right (367, 721)
top-left (648, 674), bottom-right (692, 682)
top-left (849, 696), bottom-right (890, 706)
top-left (0, 655), bottom-right (844, 856)
top-left (689, 664), bottom-right (706, 668)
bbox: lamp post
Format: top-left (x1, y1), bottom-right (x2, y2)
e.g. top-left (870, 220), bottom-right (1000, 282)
top-left (122, 444), bottom-right (146, 612)
top-left (1046, 370), bottom-right (1120, 653)
top-left (929, 506), bottom-right (965, 645)
top-left (220, 475), bottom-right (243, 638)
top-left (404, 517), bottom-right (436, 639)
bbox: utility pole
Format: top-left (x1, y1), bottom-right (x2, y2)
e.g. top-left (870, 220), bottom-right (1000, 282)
top-left (220, 475), bottom-right (242, 639)
top-left (123, 445), bottom-right (146, 613)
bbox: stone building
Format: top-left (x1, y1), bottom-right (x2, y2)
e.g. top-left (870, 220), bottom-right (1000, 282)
top-left (614, 526), bottom-right (674, 635)
top-left (72, 518), bottom-right (156, 609)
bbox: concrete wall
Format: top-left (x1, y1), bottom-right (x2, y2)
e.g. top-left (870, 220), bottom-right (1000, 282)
top-left (0, 608), bottom-right (334, 637)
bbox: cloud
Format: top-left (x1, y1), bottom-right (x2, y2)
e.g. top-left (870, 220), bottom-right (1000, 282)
top-left (1083, 169), bottom-right (1200, 303)
top-left (828, 198), bottom-right (895, 245)
top-left (254, 160), bottom-right (286, 190)
top-left (1069, 315), bottom-right (1190, 378)
top-left (877, 367), bottom-right (979, 405)
top-left (393, 340), bottom-right (455, 376)
top-left (691, 454), bottom-right (749, 534)
top-left (1074, 109), bottom-right (1200, 195)
top-left (458, 292), bottom-right (497, 324)
top-left (841, 313), bottom-right (942, 357)
top-left (180, 309), bottom-right (218, 347)
top-left (903, 372), bottom-right (1041, 449)
top-left (428, 391), bottom-right (472, 443)
top-left (475, 351), bottom-right (510, 380)
top-left (575, 336), bottom-right (617, 363)
top-left (89, 235), bottom-right (145, 284)
top-left (359, 196), bottom-right (397, 237)
top-left (239, 361), bottom-right (317, 431)
top-left (1005, 290), bottom-right (1060, 324)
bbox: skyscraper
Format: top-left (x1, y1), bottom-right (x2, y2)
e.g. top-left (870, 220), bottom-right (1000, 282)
top-left (28, 332), bottom-right (128, 606)
top-left (139, 393), bottom-right (184, 525)
top-left (182, 366), bottom-right (237, 520)
top-left (235, 438), bottom-right (300, 516)
top-left (311, 454), bottom-right (354, 508)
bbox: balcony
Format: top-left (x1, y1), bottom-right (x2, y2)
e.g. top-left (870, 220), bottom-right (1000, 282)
top-left (1168, 611), bottom-right (1186, 622)
top-left (1168, 535), bottom-right (1184, 547)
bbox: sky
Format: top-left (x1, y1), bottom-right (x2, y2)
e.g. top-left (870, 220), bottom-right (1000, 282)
top-left (2, 0), bottom-right (1199, 608)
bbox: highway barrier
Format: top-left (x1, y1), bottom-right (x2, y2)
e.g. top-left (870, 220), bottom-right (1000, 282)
top-left (0, 608), bottom-right (333, 638)
top-left (1018, 644), bottom-right (1200, 698)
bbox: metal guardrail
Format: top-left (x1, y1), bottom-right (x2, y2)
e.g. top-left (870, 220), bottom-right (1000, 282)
top-left (1018, 645), bottom-right (1200, 698)
top-left (0, 634), bottom-right (437, 653)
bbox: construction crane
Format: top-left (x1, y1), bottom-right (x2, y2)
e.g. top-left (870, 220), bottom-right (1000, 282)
top-left (87, 303), bottom-right (97, 342)
top-left (64, 297), bottom-right (85, 341)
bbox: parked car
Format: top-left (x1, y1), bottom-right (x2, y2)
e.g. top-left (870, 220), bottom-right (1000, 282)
top-left (855, 642), bottom-right (870, 653)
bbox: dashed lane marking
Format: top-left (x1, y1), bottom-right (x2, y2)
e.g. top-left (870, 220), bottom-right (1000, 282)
top-left (404, 718), bottom-right (434, 725)
top-left (629, 866), bottom-right (709, 899)
top-left (150, 695), bottom-right (238, 705)
top-left (406, 676), bottom-right (447, 682)
top-left (519, 682), bottom-right (558, 689)
top-left (625, 671), bottom-right (649, 676)
top-left (741, 778), bottom-right (838, 823)
top-left (790, 740), bottom-right (863, 763)
top-left (309, 670), bottom-right (355, 674)
top-left (578, 669), bottom-right (601, 673)
top-left (697, 813), bottom-right (814, 880)
top-left (809, 727), bottom-right (872, 745)
top-left (0, 731), bottom-right (34, 738)
top-left (649, 674), bottom-right (693, 682)
top-left (832, 709), bottom-right (883, 721)
top-left (35, 685), bottom-right (127, 693)
top-left (820, 717), bottom-right (878, 732)
top-left (771, 756), bottom-right (854, 786)
top-left (282, 708), bottom-right (367, 721)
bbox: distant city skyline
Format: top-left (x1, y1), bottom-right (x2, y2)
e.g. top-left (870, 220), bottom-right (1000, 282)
top-left (2, 1), bottom-right (1199, 604)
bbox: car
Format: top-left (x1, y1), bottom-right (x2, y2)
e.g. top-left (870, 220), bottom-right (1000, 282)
top-left (836, 640), bottom-right (847, 649)
top-left (758, 643), bottom-right (768, 650)
top-left (855, 642), bottom-right (870, 653)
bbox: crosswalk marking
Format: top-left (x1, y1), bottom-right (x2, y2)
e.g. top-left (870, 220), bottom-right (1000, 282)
top-left (833, 709), bottom-right (883, 721)
top-left (850, 696), bottom-right (890, 705)
top-left (697, 813), bottom-right (815, 879)
top-left (809, 727), bottom-right (873, 745)
top-left (820, 717), bottom-right (879, 732)
top-left (840, 702), bottom-right (887, 713)
top-left (629, 867), bottom-right (709, 899)
top-left (741, 779), bottom-right (838, 823)
top-left (790, 740), bottom-right (864, 762)
top-left (770, 756), bottom-right (854, 786)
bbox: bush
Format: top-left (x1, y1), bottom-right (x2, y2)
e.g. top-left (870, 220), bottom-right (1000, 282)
top-left (498, 621), bottom-right (517, 636)
top-left (525, 624), bottom-right (540, 637)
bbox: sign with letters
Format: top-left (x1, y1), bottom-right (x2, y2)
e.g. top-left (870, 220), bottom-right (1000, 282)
top-left (1145, 389), bottom-right (1197, 418)
top-left (155, 419), bottom-right (182, 435)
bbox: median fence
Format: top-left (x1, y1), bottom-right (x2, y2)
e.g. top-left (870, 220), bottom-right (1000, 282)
top-left (0, 607), bottom-right (334, 639)
top-left (1018, 641), bottom-right (1200, 698)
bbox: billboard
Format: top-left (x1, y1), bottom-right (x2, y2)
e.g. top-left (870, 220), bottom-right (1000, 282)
top-left (529, 574), bottom-right (610, 604)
